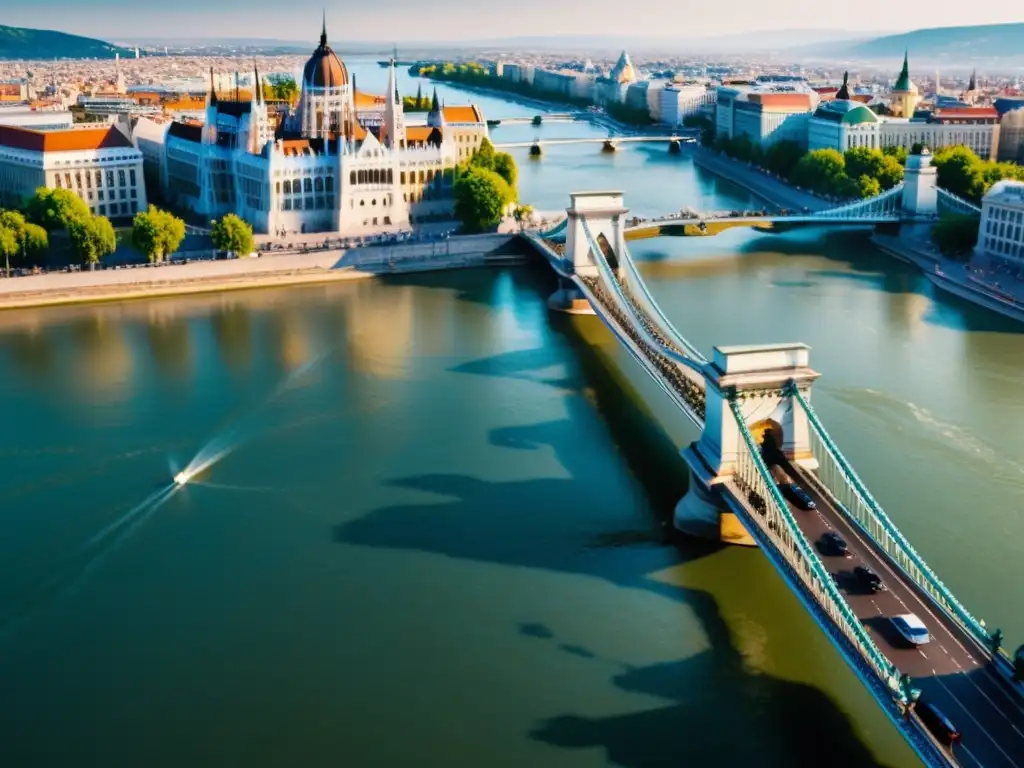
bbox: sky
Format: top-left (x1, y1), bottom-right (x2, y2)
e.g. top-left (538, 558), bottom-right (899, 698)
top-left (1, 0), bottom-right (1022, 42)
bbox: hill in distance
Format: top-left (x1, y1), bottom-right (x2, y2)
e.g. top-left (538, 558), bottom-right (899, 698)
top-left (797, 22), bottom-right (1024, 64)
top-left (0, 24), bottom-right (129, 60)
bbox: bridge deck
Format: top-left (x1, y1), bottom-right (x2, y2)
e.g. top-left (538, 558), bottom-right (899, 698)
top-left (784, 466), bottom-right (1024, 768)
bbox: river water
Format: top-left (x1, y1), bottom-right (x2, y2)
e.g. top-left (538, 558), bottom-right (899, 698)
top-left (0, 59), bottom-right (1021, 768)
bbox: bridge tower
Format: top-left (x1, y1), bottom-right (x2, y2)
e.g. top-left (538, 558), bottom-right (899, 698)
top-left (901, 149), bottom-right (938, 217)
top-left (676, 344), bottom-right (820, 546)
top-left (549, 191), bottom-right (629, 314)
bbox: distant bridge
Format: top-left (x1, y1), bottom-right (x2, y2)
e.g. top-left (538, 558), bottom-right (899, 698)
top-left (623, 186), bottom-right (982, 237)
top-left (487, 112), bottom-right (585, 127)
top-left (494, 133), bottom-right (699, 152)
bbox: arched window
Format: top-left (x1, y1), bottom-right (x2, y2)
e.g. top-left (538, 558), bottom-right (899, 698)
top-left (303, 178), bottom-right (312, 193)
top-left (358, 170), bottom-right (365, 184)
top-left (350, 171), bottom-right (356, 185)
top-left (283, 180), bottom-right (291, 194)
top-left (326, 177), bottom-right (334, 192)
top-left (387, 169), bottom-right (393, 184)
top-left (275, 181), bottom-right (281, 194)
top-left (314, 177), bottom-right (324, 192)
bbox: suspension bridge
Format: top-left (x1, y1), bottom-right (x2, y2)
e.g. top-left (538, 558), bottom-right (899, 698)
top-left (522, 168), bottom-right (1022, 768)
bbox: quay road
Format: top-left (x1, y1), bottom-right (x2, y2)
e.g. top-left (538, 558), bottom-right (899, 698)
top-left (782, 463), bottom-right (1024, 768)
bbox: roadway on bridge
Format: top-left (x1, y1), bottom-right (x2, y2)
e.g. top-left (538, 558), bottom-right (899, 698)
top-left (782, 464), bottom-right (1024, 768)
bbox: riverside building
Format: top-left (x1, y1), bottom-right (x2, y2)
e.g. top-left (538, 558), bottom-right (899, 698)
top-left (132, 21), bottom-right (487, 236)
top-left (977, 181), bottom-right (1024, 265)
top-left (0, 122), bottom-right (146, 220)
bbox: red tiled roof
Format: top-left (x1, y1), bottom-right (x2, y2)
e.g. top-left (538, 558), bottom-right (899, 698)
top-left (0, 124), bottom-right (134, 152)
top-left (442, 105), bottom-right (483, 123)
top-left (748, 93), bottom-right (811, 109)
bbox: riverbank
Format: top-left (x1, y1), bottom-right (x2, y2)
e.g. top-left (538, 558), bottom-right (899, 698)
top-left (0, 234), bottom-right (525, 311)
top-left (872, 233), bottom-right (1024, 325)
top-left (685, 145), bottom-right (829, 213)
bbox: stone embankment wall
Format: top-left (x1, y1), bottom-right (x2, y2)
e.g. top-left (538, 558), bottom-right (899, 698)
top-left (0, 234), bottom-right (528, 310)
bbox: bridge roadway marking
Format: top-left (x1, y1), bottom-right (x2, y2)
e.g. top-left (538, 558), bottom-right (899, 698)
top-left (786, 466), bottom-right (1024, 768)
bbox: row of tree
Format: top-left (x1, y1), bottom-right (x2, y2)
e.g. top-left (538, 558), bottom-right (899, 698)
top-left (452, 138), bottom-right (519, 233)
top-left (930, 145), bottom-right (1024, 204)
top-left (1, 186), bottom-right (256, 270)
top-left (712, 132), bottom-right (907, 201)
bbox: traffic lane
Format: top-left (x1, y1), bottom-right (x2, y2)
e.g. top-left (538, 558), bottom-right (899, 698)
top-left (786, 480), bottom-right (1024, 767)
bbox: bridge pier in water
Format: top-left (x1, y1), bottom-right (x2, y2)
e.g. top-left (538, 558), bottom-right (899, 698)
top-left (675, 344), bottom-right (820, 546)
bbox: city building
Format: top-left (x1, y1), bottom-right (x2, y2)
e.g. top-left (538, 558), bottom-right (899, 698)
top-left (977, 180), bottom-right (1024, 265)
top-left (658, 83), bottom-right (714, 126)
top-left (0, 122), bottom-right (146, 220)
top-left (0, 105), bottom-right (74, 130)
top-left (132, 21), bottom-right (486, 236)
top-left (998, 108), bottom-right (1024, 162)
top-left (716, 82), bottom-right (818, 147)
top-left (889, 52), bottom-right (920, 118)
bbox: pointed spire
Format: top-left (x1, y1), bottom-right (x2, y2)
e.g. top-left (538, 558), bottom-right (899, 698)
top-left (387, 57), bottom-right (400, 104)
top-left (320, 10), bottom-right (328, 48)
top-left (968, 68), bottom-right (977, 91)
top-left (209, 66), bottom-right (218, 106)
top-left (430, 87), bottom-right (440, 114)
top-left (253, 62), bottom-right (261, 105)
top-left (894, 49), bottom-right (911, 92)
top-left (836, 71), bottom-right (850, 101)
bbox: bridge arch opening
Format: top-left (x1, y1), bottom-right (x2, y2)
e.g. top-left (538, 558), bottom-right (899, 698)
top-left (596, 232), bottom-right (620, 271)
top-left (751, 418), bottom-right (786, 467)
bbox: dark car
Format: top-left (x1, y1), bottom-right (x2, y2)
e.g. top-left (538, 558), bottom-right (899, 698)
top-left (780, 483), bottom-right (816, 511)
top-left (915, 700), bottom-right (961, 746)
top-left (854, 565), bottom-right (885, 593)
top-left (818, 532), bottom-right (851, 558)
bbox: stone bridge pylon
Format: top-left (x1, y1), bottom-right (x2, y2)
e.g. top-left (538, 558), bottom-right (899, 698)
top-left (676, 344), bottom-right (820, 546)
top-left (548, 191), bottom-right (630, 314)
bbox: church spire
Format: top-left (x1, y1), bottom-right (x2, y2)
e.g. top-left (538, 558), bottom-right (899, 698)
top-left (836, 71), bottom-right (850, 101)
top-left (253, 62), bottom-right (261, 105)
top-left (968, 68), bottom-right (977, 91)
top-left (427, 87), bottom-right (445, 128)
top-left (320, 10), bottom-right (328, 48)
top-left (894, 49), bottom-right (911, 92)
top-left (208, 66), bottom-right (218, 106)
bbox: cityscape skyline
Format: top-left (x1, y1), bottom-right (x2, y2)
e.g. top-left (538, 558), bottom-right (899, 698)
top-left (1, 0), bottom-right (1023, 43)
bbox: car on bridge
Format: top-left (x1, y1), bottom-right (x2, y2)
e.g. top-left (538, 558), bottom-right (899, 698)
top-left (915, 699), bottom-right (961, 746)
top-left (892, 613), bottom-right (931, 646)
top-left (779, 482), bottom-right (816, 511)
top-left (818, 531), bottom-right (851, 558)
top-left (853, 565), bottom-right (885, 593)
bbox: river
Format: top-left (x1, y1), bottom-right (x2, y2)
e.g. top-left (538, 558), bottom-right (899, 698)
top-left (0, 58), bottom-right (1021, 768)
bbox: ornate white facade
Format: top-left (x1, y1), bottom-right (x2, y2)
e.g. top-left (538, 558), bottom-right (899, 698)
top-left (135, 22), bottom-right (486, 236)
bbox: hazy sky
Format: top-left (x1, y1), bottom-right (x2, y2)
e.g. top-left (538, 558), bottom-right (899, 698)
top-left (2, 0), bottom-right (1022, 41)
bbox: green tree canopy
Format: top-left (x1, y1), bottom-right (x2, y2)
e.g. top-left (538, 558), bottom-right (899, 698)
top-left (454, 166), bottom-right (514, 233)
top-left (0, 225), bottom-right (17, 273)
top-left (791, 149), bottom-right (847, 195)
top-left (132, 206), bottom-right (186, 263)
top-left (857, 174), bottom-right (881, 198)
top-left (882, 145), bottom-right (908, 165)
top-left (932, 214), bottom-right (980, 260)
top-left (211, 213), bottom-right (255, 256)
top-left (845, 147), bottom-right (904, 191)
top-left (67, 214), bottom-right (116, 265)
top-left (762, 140), bottom-right (804, 179)
top-left (24, 187), bottom-right (91, 231)
top-left (492, 152), bottom-right (517, 189)
top-left (470, 137), bottom-right (497, 169)
top-left (2, 210), bottom-right (50, 266)
top-left (22, 222), bottom-right (48, 262)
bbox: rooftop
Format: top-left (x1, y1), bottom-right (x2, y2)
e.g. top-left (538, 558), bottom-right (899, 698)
top-left (0, 123), bottom-right (134, 152)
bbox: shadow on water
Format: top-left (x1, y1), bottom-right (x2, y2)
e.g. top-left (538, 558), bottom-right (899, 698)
top-left (333, 302), bottom-right (897, 767)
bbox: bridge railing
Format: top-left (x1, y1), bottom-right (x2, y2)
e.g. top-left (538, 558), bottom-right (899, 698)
top-left (617, 243), bottom-right (709, 364)
top-left (813, 184), bottom-right (904, 220)
top-left (581, 220), bottom-right (705, 374)
top-left (936, 188), bottom-right (982, 217)
top-left (729, 398), bottom-right (905, 699)
top-left (790, 385), bottom-right (992, 649)
top-left (579, 219), bottom-right (706, 420)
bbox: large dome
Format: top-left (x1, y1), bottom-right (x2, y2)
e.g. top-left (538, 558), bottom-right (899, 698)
top-left (302, 24), bottom-right (348, 89)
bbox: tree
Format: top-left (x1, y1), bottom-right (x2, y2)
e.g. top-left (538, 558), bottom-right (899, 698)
top-left (415, 83), bottom-right (423, 110)
top-left (882, 145), bottom-right (908, 165)
top-left (454, 166), bottom-right (514, 233)
top-left (762, 140), bottom-right (804, 179)
top-left (132, 206), bottom-right (186, 262)
top-left (1, 211), bottom-right (49, 267)
top-left (67, 214), bottom-right (116, 265)
top-left (23, 187), bottom-right (91, 231)
top-left (270, 77), bottom-right (299, 103)
top-left (857, 175), bottom-right (881, 198)
top-left (469, 137), bottom-right (498, 170)
top-left (791, 149), bottom-right (847, 195)
top-left (211, 213), bottom-right (254, 256)
top-left (492, 152), bottom-right (518, 189)
top-left (932, 214), bottom-right (980, 259)
top-left (876, 153), bottom-right (905, 190)
top-left (932, 145), bottom-right (986, 202)
top-left (0, 225), bottom-right (16, 275)
top-left (22, 223), bottom-right (48, 263)
top-left (512, 203), bottom-right (534, 232)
